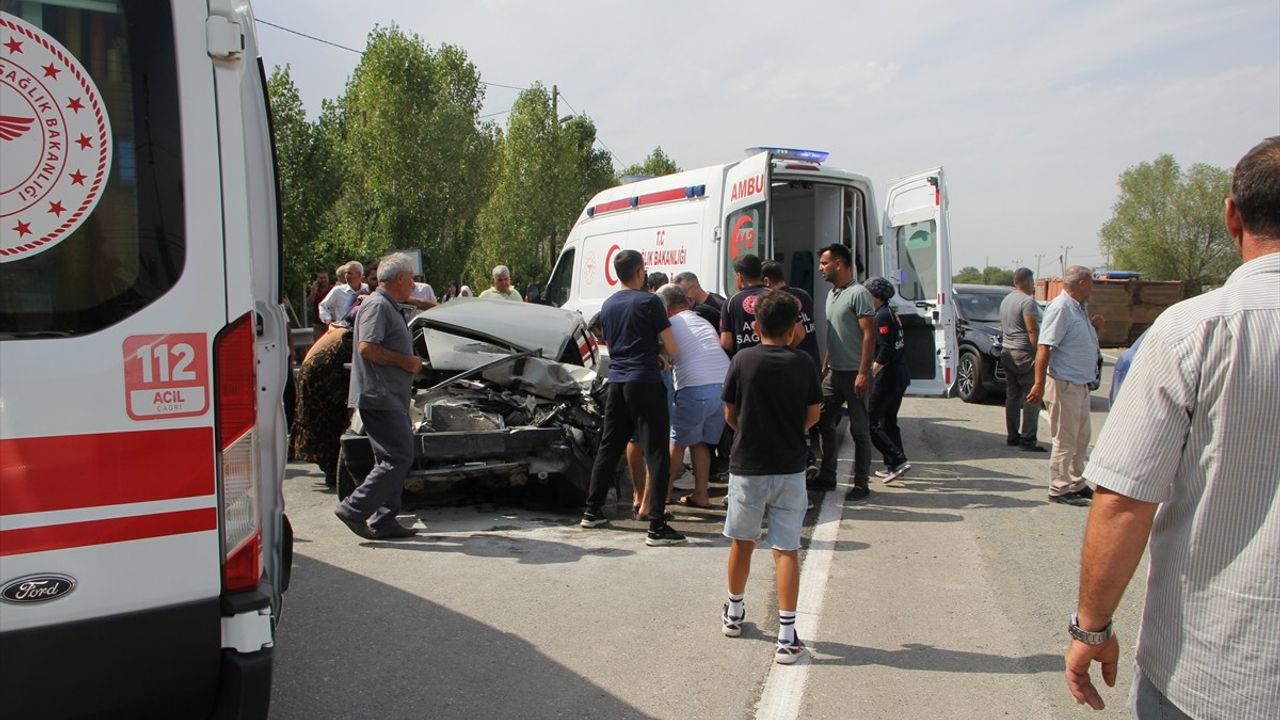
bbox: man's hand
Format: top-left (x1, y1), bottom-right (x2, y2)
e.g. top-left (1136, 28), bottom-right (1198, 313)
top-left (1027, 382), bottom-right (1044, 406)
top-left (854, 371), bottom-right (870, 398)
top-left (1091, 314), bottom-right (1104, 332)
top-left (400, 355), bottom-right (423, 374)
top-left (1065, 636), bottom-right (1120, 710)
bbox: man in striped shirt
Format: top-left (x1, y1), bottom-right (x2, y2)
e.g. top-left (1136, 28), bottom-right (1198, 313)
top-left (1065, 137), bottom-right (1280, 719)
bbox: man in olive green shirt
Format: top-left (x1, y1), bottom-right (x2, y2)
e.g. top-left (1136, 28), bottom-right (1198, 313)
top-left (479, 265), bottom-right (524, 302)
top-left (814, 244), bottom-right (876, 500)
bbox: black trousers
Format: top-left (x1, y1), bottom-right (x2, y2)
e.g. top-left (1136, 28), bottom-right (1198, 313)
top-left (868, 372), bottom-right (908, 467)
top-left (1002, 351), bottom-right (1039, 444)
top-left (586, 381), bottom-right (671, 526)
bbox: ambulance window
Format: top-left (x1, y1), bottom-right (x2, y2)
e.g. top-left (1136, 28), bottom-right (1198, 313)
top-left (545, 248), bottom-right (574, 308)
top-left (0, 1), bottom-right (183, 338)
top-left (895, 221), bottom-right (938, 302)
top-left (725, 202), bottom-right (764, 288)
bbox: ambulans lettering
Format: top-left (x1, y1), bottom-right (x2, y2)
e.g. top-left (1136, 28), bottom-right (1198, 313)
top-left (729, 174), bottom-right (765, 202)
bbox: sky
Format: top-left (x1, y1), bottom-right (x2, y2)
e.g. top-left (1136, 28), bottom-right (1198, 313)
top-left (251, 0), bottom-right (1280, 276)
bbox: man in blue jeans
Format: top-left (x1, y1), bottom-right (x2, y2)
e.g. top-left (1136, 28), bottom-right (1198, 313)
top-left (581, 249), bottom-right (686, 546)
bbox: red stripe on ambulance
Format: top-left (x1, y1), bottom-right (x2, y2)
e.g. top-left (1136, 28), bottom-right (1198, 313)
top-left (0, 427), bottom-right (215, 516)
top-left (0, 507), bottom-right (217, 557)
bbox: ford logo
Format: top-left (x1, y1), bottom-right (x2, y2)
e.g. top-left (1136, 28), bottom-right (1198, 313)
top-left (1, 574), bottom-right (77, 604)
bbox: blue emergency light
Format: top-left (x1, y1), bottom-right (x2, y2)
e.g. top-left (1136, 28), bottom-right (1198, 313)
top-left (747, 147), bottom-right (830, 163)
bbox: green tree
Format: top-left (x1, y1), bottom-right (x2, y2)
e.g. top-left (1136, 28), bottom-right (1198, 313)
top-left (620, 146), bottom-right (680, 178)
top-left (953, 266), bottom-right (1013, 285)
top-left (325, 26), bottom-right (496, 285)
top-left (1100, 154), bottom-right (1236, 295)
top-left (267, 65), bottom-right (342, 309)
top-left (470, 84), bottom-right (616, 286)
top-left (981, 267), bottom-right (1014, 286)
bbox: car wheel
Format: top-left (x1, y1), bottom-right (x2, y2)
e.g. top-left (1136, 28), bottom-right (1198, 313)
top-left (957, 350), bottom-right (986, 403)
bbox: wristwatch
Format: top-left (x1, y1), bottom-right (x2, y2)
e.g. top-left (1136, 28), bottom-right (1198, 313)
top-left (1069, 613), bottom-right (1114, 645)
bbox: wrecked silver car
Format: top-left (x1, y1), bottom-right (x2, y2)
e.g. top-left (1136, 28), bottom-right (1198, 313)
top-left (336, 298), bottom-right (605, 505)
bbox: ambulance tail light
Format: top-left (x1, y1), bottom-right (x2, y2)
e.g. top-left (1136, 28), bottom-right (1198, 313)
top-left (213, 312), bottom-right (261, 594)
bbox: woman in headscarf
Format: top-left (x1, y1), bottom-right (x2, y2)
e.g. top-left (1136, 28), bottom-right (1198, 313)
top-left (290, 325), bottom-right (355, 486)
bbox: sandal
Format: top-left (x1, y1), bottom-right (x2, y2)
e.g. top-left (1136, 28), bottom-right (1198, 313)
top-left (678, 494), bottom-right (713, 509)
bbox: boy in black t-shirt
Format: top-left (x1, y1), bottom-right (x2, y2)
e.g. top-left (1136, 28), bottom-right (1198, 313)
top-left (720, 290), bottom-right (821, 665)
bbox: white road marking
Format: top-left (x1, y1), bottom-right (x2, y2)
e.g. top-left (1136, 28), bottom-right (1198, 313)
top-left (753, 473), bottom-right (845, 719)
top-left (1101, 352), bottom-right (1119, 362)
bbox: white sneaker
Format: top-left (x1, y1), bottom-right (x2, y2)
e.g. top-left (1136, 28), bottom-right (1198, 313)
top-left (775, 637), bottom-right (808, 664)
top-left (722, 602), bottom-right (744, 637)
top-left (882, 462), bottom-right (911, 484)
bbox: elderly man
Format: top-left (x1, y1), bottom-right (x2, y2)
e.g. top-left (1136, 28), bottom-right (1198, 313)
top-left (656, 283), bottom-right (730, 509)
top-left (318, 261), bottom-right (367, 327)
top-left (999, 267), bottom-right (1044, 451)
top-left (674, 271), bottom-right (726, 329)
top-left (1064, 137), bottom-right (1280, 719)
top-left (479, 265), bottom-right (523, 301)
top-left (333, 253), bottom-right (423, 541)
top-left (1028, 265), bottom-right (1102, 506)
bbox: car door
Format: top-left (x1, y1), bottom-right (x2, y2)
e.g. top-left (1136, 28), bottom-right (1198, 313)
top-left (881, 168), bottom-right (956, 396)
top-left (720, 150), bottom-right (772, 291)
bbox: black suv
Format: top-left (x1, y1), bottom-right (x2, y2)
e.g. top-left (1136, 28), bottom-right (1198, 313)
top-left (951, 284), bottom-right (1103, 403)
top-left (952, 284), bottom-right (1012, 403)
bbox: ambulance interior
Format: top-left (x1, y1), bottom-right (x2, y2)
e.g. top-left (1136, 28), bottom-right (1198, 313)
top-left (768, 180), bottom-right (939, 382)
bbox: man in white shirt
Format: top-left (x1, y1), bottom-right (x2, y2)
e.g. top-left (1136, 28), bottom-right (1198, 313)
top-left (408, 278), bottom-right (437, 311)
top-left (1065, 136), bottom-right (1280, 719)
top-left (318, 261), bottom-right (367, 326)
top-left (656, 283), bottom-right (731, 509)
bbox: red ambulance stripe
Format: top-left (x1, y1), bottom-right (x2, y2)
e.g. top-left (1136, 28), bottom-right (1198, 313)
top-left (592, 198), bottom-right (632, 215)
top-left (634, 188), bottom-right (687, 206)
top-left (0, 507), bottom-right (217, 557)
top-left (0, 427), bottom-right (215, 516)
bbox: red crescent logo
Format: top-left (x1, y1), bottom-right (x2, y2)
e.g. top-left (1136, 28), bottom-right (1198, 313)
top-left (604, 244), bottom-right (621, 286)
top-left (730, 214), bottom-right (755, 260)
top-left (742, 293), bottom-right (758, 316)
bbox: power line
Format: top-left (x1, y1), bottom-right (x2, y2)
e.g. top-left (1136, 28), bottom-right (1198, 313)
top-left (256, 18), bottom-right (363, 55)
top-left (254, 18), bottom-right (529, 92)
top-left (556, 91), bottom-right (625, 169)
top-left (478, 108), bottom-right (512, 119)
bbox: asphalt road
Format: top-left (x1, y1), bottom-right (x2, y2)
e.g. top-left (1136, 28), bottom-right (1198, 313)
top-left (270, 359), bottom-right (1141, 719)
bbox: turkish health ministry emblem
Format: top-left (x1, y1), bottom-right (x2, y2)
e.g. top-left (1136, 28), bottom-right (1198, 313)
top-left (1, 12), bottom-right (112, 262)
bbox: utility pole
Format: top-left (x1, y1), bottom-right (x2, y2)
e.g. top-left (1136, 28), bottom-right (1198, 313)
top-left (1034, 254), bottom-right (1044, 277)
top-left (1060, 245), bottom-right (1073, 276)
top-left (551, 84), bottom-right (558, 130)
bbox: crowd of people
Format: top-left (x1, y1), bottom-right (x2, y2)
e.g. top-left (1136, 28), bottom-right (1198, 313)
top-left (291, 138), bottom-right (1280, 711)
top-left (290, 261), bottom-right (533, 490)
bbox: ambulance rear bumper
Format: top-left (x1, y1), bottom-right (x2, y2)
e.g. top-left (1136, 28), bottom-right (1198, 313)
top-left (0, 593), bottom-right (273, 719)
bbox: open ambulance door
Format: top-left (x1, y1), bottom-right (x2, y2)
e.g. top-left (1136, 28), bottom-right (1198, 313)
top-left (882, 168), bottom-right (956, 396)
top-left (720, 151), bottom-right (773, 293)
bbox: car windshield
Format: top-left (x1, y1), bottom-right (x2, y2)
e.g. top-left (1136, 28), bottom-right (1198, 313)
top-left (955, 290), bottom-right (1010, 323)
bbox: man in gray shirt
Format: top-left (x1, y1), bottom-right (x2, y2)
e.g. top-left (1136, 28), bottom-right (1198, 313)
top-left (998, 268), bottom-right (1044, 451)
top-left (814, 243), bottom-right (876, 500)
top-left (1028, 265), bottom-right (1102, 507)
top-left (334, 252), bottom-right (423, 540)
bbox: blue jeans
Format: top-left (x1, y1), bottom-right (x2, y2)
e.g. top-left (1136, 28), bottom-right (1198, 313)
top-left (1129, 669), bottom-right (1192, 720)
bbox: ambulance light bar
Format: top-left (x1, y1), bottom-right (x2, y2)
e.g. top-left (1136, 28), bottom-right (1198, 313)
top-left (747, 147), bottom-right (829, 163)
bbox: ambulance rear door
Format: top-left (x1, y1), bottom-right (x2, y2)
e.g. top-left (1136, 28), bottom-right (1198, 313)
top-left (720, 150), bottom-right (772, 292)
top-left (881, 168), bottom-right (956, 396)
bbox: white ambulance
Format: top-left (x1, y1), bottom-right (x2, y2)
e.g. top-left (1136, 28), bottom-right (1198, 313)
top-left (542, 148), bottom-right (958, 394)
top-left (0, 1), bottom-right (289, 717)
